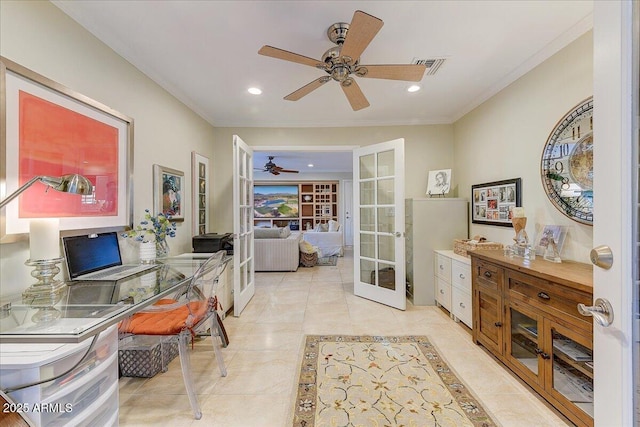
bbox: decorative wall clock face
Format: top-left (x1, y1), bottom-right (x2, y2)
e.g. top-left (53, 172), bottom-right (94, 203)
top-left (541, 97), bottom-right (593, 225)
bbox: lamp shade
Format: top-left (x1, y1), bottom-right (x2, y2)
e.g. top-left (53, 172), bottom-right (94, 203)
top-left (0, 173), bottom-right (94, 209)
top-left (42, 174), bottom-right (93, 195)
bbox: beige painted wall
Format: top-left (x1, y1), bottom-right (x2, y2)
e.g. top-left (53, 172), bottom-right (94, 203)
top-left (0, 1), bottom-right (217, 297)
top-left (212, 125), bottom-right (455, 232)
top-left (453, 31), bottom-right (593, 262)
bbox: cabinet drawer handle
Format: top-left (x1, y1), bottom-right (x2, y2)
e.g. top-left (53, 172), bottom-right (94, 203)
top-left (484, 271), bottom-right (492, 278)
top-left (440, 289), bottom-right (444, 294)
top-left (535, 348), bottom-right (550, 359)
top-left (459, 302), bottom-right (465, 308)
top-left (439, 264), bottom-right (444, 270)
top-left (537, 292), bottom-right (551, 300)
top-left (459, 273), bottom-right (466, 279)
top-left (494, 322), bottom-right (502, 327)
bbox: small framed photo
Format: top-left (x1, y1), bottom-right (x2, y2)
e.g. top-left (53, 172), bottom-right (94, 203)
top-left (153, 164), bottom-right (185, 221)
top-left (471, 178), bottom-right (521, 226)
top-left (536, 225), bottom-right (568, 256)
top-left (426, 169), bottom-right (452, 195)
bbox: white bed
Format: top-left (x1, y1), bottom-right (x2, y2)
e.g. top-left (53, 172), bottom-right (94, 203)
top-left (302, 231), bottom-right (344, 257)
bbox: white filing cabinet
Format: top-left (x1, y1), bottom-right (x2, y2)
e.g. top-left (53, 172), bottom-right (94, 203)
top-left (217, 260), bottom-right (234, 318)
top-left (0, 324), bottom-right (119, 427)
top-left (434, 250), bottom-right (472, 328)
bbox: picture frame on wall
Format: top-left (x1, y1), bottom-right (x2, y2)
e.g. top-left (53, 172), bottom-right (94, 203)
top-left (471, 178), bottom-right (521, 227)
top-left (153, 164), bottom-right (185, 221)
top-left (0, 56), bottom-right (134, 243)
top-left (191, 152), bottom-right (209, 236)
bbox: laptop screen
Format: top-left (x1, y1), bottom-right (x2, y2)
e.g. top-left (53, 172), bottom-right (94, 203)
top-left (63, 232), bottom-right (123, 278)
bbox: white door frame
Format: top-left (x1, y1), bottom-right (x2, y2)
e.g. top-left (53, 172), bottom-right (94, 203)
top-left (592, 2), bottom-right (635, 425)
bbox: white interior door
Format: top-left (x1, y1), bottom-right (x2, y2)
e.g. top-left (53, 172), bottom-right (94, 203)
top-left (353, 139), bottom-right (406, 310)
top-left (233, 135), bottom-right (255, 316)
top-left (592, 2), bottom-right (635, 425)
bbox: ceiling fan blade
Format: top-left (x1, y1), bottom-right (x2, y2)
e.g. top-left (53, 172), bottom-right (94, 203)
top-left (340, 10), bottom-right (383, 63)
top-left (284, 77), bottom-right (331, 101)
top-left (270, 170), bottom-right (280, 175)
top-left (258, 46), bottom-right (324, 68)
top-left (341, 79), bottom-right (370, 111)
top-left (357, 64), bottom-right (427, 82)
top-left (278, 169), bottom-right (299, 173)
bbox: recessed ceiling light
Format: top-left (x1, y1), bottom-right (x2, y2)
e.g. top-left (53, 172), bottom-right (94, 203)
top-left (248, 87), bottom-right (262, 95)
top-left (407, 85), bottom-right (421, 93)
top-left (308, 164), bottom-right (314, 168)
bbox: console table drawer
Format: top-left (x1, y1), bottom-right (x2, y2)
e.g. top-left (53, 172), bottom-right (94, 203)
top-left (473, 259), bottom-right (502, 291)
top-left (507, 271), bottom-right (592, 329)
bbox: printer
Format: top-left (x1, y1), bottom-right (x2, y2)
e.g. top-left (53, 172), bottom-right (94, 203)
top-left (192, 233), bottom-right (233, 254)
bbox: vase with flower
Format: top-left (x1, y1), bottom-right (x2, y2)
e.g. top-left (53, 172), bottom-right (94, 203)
top-left (123, 209), bottom-right (177, 262)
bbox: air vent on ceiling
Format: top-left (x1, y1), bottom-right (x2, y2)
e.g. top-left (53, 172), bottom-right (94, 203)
top-left (411, 58), bottom-right (446, 76)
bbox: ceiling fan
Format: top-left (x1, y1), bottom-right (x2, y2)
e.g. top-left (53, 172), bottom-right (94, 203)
top-left (258, 10), bottom-right (427, 111)
top-left (255, 156), bottom-right (300, 175)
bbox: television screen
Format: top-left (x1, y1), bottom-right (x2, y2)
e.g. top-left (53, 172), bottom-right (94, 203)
top-left (254, 185), bottom-right (299, 218)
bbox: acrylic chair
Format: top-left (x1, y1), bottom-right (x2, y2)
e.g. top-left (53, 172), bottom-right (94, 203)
top-left (119, 250), bottom-right (229, 420)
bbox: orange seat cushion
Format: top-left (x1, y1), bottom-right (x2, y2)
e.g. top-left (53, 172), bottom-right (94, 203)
top-left (120, 299), bottom-right (208, 335)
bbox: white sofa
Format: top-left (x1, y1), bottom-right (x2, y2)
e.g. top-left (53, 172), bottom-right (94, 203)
top-left (302, 231), bottom-right (343, 257)
top-left (254, 229), bottom-right (302, 271)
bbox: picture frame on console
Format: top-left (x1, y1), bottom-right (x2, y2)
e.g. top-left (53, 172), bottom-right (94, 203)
top-left (0, 57), bottom-right (134, 243)
top-left (471, 178), bottom-right (521, 227)
top-left (153, 165), bottom-right (185, 221)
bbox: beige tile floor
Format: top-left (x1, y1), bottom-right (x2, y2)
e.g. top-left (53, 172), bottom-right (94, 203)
top-left (118, 250), bottom-right (571, 426)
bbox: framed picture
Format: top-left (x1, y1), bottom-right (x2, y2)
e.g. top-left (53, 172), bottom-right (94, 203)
top-left (426, 169), bottom-right (452, 195)
top-left (153, 165), bottom-right (185, 221)
top-left (471, 178), bottom-right (521, 227)
top-left (536, 225), bottom-right (568, 256)
top-left (1, 57), bottom-right (134, 243)
top-left (191, 152), bottom-right (209, 236)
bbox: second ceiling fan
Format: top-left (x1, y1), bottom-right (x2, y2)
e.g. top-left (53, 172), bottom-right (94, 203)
top-left (258, 10), bottom-right (426, 111)
top-left (256, 156), bottom-right (299, 175)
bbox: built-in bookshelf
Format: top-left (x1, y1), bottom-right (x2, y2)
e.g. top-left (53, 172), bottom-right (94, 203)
top-left (254, 181), bottom-right (338, 230)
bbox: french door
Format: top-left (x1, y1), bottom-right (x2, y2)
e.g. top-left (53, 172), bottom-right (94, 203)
top-left (352, 139), bottom-right (406, 310)
top-left (232, 135), bottom-right (255, 316)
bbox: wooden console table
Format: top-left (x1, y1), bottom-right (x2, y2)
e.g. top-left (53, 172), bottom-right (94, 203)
top-left (469, 250), bottom-right (593, 427)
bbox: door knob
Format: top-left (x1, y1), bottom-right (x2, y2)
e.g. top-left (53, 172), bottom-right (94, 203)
top-left (578, 298), bottom-right (614, 327)
top-left (590, 245), bottom-right (613, 269)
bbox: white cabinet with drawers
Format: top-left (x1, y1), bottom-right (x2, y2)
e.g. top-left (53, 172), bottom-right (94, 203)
top-left (434, 250), bottom-right (472, 328)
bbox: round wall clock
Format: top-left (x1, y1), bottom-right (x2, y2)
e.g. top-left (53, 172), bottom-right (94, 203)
top-left (540, 97), bottom-right (593, 225)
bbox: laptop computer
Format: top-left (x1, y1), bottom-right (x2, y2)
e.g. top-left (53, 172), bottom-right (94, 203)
top-left (63, 232), bottom-right (157, 281)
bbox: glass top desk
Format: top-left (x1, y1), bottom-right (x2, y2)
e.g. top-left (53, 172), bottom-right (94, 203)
top-left (0, 254), bottom-right (231, 344)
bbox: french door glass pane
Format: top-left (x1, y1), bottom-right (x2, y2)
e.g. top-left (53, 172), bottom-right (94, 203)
top-left (360, 154), bottom-right (375, 179)
top-left (377, 150), bottom-right (394, 177)
top-left (377, 262), bottom-right (396, 290)
top-left (360, 233), bottom-right (375, 258)
top-left (377, 207), bottom-right (394, 233)
top-left (360, 259), bottom-right (375, 286)
top-left (378, 234), bottom-right (395, 262)
top-left (360, 207), bottom-right (375, 232)
top-left (360, 181), bottom-right (375, 205)
top-left (510, 308), bottom-right (539, 375)
top-left (377, 178), bottom-right (394, 205)
top-left (551, 328), bottom-right (593, 417)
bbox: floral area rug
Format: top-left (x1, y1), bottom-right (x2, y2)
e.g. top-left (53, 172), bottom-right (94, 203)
top-left (293, 335), bottom-right (497, 427)
top-left (316, 256), bottom-right (338, 266)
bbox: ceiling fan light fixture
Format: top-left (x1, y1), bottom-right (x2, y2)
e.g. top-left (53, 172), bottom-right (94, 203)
top-left (308, 163), bottom-right (314, 168)
top-left (407, 85), bottom-right (421, 93)
top-left (248, 87), bottom-right (262, 95)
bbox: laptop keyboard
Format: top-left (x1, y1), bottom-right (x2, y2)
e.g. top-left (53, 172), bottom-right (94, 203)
top-left (88, 265), bottom-right (131, 279)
